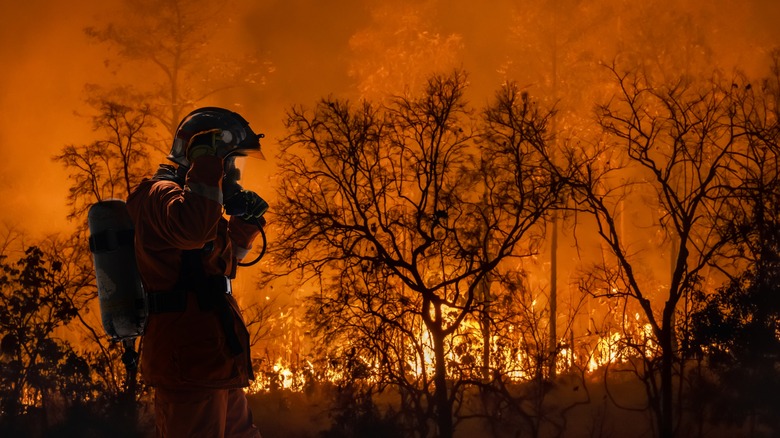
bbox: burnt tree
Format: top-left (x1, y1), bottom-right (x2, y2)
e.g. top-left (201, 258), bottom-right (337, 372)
top-left (689, 51), bottom-right (780, 435)
top-left (270, 71), bottom-right (561, 438)
top-left (568, 64), bottom-right (742, 438)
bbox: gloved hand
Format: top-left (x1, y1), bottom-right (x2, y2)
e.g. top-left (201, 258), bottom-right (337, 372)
top-left (224, 190), bottom-right (268, 224)
top-left (186, 129), bottom-right (235, 161)
top-left (243, 191), bottom-right (269, 220)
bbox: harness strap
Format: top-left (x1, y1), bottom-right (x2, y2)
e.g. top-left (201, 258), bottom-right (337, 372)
top-left (146, 248), bottom-right (243, 357)
top-left (147, 290), bottom-right (187, 314)
top-left (89, 228), bottom-right (135, 253)
top-left (180, 249), bottom-right (244, 357)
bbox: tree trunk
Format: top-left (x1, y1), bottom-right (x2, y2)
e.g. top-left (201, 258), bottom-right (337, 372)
top-left (121, 339), bottom-right (140, 430)
top-left (431, 326), bottom-right (453, 438)
top-left (659, 319), bottom-right (674, 438)
top-left (481, 275), bottom-right (492, 382)
top-left (549, 213), bottom-right (558, 380)
top-left (548, 0), bottom-right (559, 376)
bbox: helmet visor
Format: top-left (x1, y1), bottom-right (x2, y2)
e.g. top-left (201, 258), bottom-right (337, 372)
top-left (231, 147), bottom-right (266, 161)
top-left (230, 128), bottom-right (265, 160)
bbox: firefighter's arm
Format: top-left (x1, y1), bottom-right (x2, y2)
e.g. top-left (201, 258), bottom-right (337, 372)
top-left (225, 189), bottom-right (267, 261)
top-left (228, 216), bottom-right (261, 261)
top-left (146, 155), bottom-right (225, 249)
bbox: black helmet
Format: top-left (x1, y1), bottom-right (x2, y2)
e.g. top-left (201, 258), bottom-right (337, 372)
top-left (168, 107), bottom-right (265, 166)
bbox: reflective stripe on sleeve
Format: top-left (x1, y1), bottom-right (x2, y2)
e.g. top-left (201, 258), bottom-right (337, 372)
top-left (234, 244), bottom-right (251, 260)
top-left (186, 181), bottom-right (223, 204)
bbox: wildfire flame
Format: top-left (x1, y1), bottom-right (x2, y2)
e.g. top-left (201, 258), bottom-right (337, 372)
top-left (246, 300), bottom-right (661, 393)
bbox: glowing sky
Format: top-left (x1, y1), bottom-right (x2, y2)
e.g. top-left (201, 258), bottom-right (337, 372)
top-left (1, 0), bottom-right (778, 237)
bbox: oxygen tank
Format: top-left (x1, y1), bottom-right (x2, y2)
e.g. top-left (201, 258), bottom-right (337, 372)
top-left (88, 200), bottom-right (147, 341)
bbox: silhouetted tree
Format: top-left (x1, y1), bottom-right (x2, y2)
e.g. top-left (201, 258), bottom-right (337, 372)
top-left (688, 51), bottom-right (780, 436)
top-left (0, 230), bottom-right (151, 437)
top-left (270, 71), bottom-right (561, 438)
top-left (505, 0), bottom-right (757, 385)
top-left (565, 63), bottom-right (744, 438)
top-left (55, 101), bottom-right (154, 223)
top-left (0, 245), bottom-right (88, 433)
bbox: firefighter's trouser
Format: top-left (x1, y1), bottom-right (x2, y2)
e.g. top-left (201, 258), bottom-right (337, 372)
top-left (154, 386), bottom-right (262, 438)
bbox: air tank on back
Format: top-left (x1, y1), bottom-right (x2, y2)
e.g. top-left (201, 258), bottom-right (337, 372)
top-left (88, 200), bottom-right (147, 341)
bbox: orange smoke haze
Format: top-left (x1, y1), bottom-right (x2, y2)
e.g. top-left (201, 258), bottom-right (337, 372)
top-left (0, 0), bottom-right (779, 238)
top-left (0, 0), bottom-right (114, 236)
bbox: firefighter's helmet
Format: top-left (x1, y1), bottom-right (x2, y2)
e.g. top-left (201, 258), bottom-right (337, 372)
top-left (168, 107), bottom-right (265, 166)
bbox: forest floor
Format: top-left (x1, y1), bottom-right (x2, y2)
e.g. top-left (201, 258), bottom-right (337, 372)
top-left (245, 372), bottom-right (766, 438)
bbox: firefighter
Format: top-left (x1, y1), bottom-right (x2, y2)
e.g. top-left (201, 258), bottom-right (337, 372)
top-left (126, 107), bottom-right (267, 438)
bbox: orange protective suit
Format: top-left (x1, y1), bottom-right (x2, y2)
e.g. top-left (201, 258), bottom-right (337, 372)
top-left (126, 155), bottom-right (262, 437)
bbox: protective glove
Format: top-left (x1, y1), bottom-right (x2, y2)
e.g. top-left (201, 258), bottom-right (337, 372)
top-left (186, 129), bottom-right (235, 161)
top-left (224, 190), bottom-right (268, 225)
